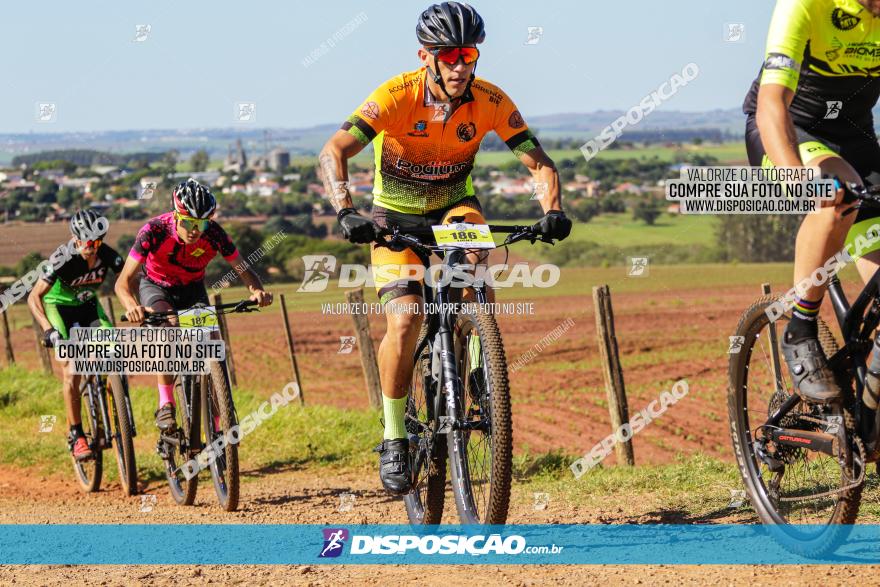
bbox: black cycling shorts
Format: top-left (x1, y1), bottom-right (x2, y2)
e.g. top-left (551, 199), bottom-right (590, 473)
top-left (138, 276), bottom-right (209, 312)
top-left (745, 114), bottom-right (880, 222)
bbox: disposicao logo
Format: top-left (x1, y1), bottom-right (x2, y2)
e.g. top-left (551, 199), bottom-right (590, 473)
top-left (319, 528), bottom-right (349, 558)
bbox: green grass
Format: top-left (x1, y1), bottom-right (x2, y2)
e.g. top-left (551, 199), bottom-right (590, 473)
top-left (550, 212), bottom-right (717, 249)
top-left (6, 364), bottom-right (880, 521)
top-left (0, 365), bottom-right (378, 482)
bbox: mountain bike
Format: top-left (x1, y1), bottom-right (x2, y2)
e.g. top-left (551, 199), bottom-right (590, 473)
top-left (376, 220), bottom-right (556, 524)
top-left (66, 371), bottom-right (138, 496)
top-left (122, 299), bottom-right (258, 512)
top-left (728, 183), bottom-right (880, 556)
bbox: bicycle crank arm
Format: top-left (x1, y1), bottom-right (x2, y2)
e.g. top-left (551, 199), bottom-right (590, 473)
top-left (158, 433), bottom-right (183, 447)
top-left (767, 428), bottom-right (837, 457)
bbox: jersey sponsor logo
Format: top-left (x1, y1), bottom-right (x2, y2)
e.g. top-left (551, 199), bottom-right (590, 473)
top-left (190, 247), bottom-right (206, 257)
top-left (508, 110), bottom-right (525, 129)
top-left (470, 81), bottom-right (503, 105)
top-left (407, 120), bottom-right (429, 137)
top-left (456, 122), bottom-right (477, 142)
top-left (388, 78), bottom-right (420, 93)
top-left (826, 37), bottom-right (843, 61)
top-left (69, 267), bottom-right (106, 287)
top-left (844, 44), bottom-right (880, 58)
top-left (360, 101), bottom-right (380, 120)
top-left (393, 157), bottom-right (470, 179)
top-left (76, 290), bottom-right (95, 303)
top-left (764, 52), bottom-right (800, 72)
top-left (831, 7), bottom-right (860, 31)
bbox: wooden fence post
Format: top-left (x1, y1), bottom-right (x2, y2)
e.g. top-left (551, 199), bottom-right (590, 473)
top-left (279, 294), bottom-right (304, 405)
top-left (1, 310), bottom-right (13, 366)
top-left (209, 293), bottom-right (237, 387)
top-left (592, 285), bottom-right (635, 466)
top-left (345, 288), bottom-right (382, 409)
top-left (32, 315), bottom-right (53, 375)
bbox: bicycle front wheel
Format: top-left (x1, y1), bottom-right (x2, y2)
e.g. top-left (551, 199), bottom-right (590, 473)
top-left (403, 323), bottom-right (447, 525)
top-left (204, 361), bottom-right (239, 512)
top-left (107, 374), bottom-right (138, 496)
top-left (165, 377), bottom-right (198, 506)
top-left (72, 377), bottom-right (103, 493)
top-left (447, 304), bottom-right (511, 524)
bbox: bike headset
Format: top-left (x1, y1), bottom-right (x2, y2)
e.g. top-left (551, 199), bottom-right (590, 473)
top-left (417, 2), bottom-right (485, 102)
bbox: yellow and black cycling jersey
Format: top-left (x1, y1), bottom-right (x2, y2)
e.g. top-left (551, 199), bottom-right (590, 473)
top-left (341, 67), bottom-right (539, 215)
top-left (742, 0), bottom-right (880, 142)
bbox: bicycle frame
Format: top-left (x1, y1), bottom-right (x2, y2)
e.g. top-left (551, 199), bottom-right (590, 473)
top-left (826, 272), bottom-right (880, 447)
top-left (412, 246), bottom-right (491, 436)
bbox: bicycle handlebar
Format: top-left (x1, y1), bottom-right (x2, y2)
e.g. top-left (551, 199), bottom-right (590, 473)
top-left (374, 223), bottom-right (554, 252)
top-left (118, 299), bottom-right (260, 325)
top-left (842, 181), bottom-right (880, 204)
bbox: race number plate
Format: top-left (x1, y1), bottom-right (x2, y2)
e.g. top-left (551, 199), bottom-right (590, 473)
top-left (177, 306), bottom-right (219, 332)
top-left (432, 223), bottom-right (495, 249)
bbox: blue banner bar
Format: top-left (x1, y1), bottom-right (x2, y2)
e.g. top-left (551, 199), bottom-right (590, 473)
top-left (1, 524), bottom-right (878, 564)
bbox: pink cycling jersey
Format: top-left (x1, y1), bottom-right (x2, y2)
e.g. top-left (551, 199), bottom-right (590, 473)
top-left (129, 212), bottom-right (239, 287)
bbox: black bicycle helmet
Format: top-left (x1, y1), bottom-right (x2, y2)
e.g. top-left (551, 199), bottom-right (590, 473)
top-left (417, 2), bottom-right (485, 47)
top-left (172, 178), bottom-right (217, 219)
top-left (69, 208), bottom-right (107, 240)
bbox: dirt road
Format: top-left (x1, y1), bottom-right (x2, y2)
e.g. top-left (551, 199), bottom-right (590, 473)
top-left (0, 465), bottom-right (875, 586)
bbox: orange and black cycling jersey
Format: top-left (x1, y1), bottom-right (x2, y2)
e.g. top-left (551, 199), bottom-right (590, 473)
top-left (341, 67), bottom-right (540, 215)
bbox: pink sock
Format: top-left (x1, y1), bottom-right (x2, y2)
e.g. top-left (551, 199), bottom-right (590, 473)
top-left (158, 384), bottom-right (175, 408)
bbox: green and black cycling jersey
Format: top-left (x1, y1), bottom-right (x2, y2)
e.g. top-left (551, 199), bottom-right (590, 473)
top-left (41, 243), bottom-right (124, 306)
top-left (742, 0), bottom-right (880, 143)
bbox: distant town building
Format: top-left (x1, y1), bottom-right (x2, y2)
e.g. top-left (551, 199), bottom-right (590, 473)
top-left (268, 148), bottom-right (290, 172)
top-left (224, 138), bottom-right (248, 173)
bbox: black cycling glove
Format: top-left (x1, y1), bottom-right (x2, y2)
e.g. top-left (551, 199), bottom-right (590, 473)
top-left (533, 210), bottom-right (572, 241)
top-left (43, 328), bottom-right (61, 348)
top-left (337, 208), bottom-right (380, 244)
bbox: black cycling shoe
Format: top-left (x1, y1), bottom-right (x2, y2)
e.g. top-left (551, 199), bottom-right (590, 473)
top-left (155, 403), bottom-right (177, 431)
top-left (374, 438), bottom-right (412, 496)
top-left (781, 332), bottom-right (841, 404)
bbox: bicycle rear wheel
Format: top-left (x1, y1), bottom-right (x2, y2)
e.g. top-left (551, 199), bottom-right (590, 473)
top-left (164, 377), bottom-right (198, 506)
top-left (107, 374), bottom-right (138, 496)
top-left (72, 377), bottom-right (103, 492)
top-left (204, 361), bottom-right (239, 511)
top-left (447, 304), bottom-right (512, 524)
top-left (728, 295), bottom-right (864, 556)
top-left (403, 323), bottom-right (447, 525)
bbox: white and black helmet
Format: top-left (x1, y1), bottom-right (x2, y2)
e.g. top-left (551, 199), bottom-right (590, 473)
top-left (417, 2), bottom-right (485, 47)
top-left (69, 208), bottom-right (108, 241)
top-left (172, 178), bottom-right (217, 219)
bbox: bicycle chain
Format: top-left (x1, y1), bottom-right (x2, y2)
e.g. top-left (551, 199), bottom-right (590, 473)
top-left (777, 411), bottom-right (866, 502)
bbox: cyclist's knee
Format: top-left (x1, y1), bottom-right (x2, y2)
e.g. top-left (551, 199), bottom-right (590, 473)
top-left (385, 308), bottom-right (423, 342)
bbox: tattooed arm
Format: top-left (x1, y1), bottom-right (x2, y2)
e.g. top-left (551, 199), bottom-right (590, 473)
top-left (516, 145), bottom-right (562, 213)
top-left (318, 130), bottom-right (367, 213)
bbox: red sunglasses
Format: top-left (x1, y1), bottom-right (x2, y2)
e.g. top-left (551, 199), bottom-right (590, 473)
top-left (430, 46), bottom-right (480, 65)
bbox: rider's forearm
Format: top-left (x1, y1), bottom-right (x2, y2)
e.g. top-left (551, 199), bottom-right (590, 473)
top-left (114, 277), bottom-right (139, 311)
top-left (27, 291), bottom-right (53, 332)
top-left (318, 147), bottom-right (354, 213)
top-left (756, 99), bottom-right (802, 168)
top-left (237, 266), bottom-right (265, 292)
top-left (531, 164), bottom-right (562, 213)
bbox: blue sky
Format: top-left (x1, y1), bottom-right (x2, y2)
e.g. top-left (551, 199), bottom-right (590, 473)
top-left (1, 0), bottom-right (775, 132)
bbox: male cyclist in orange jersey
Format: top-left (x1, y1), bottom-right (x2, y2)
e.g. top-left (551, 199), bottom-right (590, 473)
top-left (743, 0), bottom-right (880, 405)
top-left (319, 2), bottom-right (571, 495)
